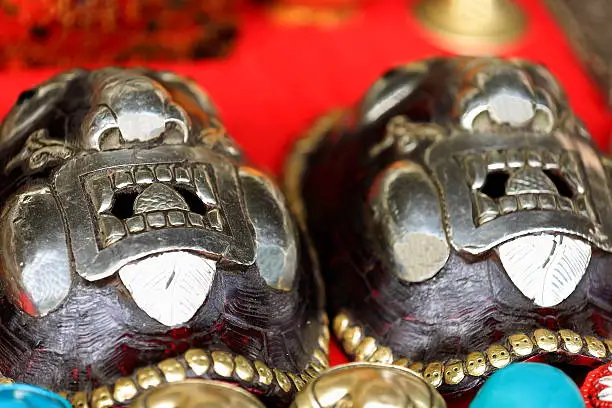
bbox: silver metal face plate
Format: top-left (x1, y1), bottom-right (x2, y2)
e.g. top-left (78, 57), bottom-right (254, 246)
top-left (426, 130), bottom-right (612, 255)
top-left (54, 145), bottom-right (255, 281)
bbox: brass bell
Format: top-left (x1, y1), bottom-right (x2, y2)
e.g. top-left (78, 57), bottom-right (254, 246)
top-left (414, 0), bottom-right (527, 54)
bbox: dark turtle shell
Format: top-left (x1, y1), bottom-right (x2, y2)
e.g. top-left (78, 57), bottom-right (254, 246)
top-left (286, 57), bottom-right (612, 396)
top-left (0, 68), bottom-right (327, 407)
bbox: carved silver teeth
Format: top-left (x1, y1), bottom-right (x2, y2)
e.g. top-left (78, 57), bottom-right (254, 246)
top-left (126, 215), bottom-right (146, 233)
top-left (541, 149), bottom-right (560, 170)
top-left (113, 170), bottom-right (134, 189)
top-left (174, 166), bottom-right (191, 184)
top-left (123, 210), bottom-right (215, 234)
top-left (499, 196), bottom-right (518, 214)
top-left (505, 149), bottom-right (524, 169)
top-left (194, 166), bottom-right (217, 207)
top-left (99, 214), bottom-right (126, 246)
top-left (85, 164), bottom-right (225, 245)
top-left (146, 212), bottom-right (166, 229)
top-left (526, 150), bottom-right (542, 168)
top-left (167, 211), bottom-right (186, 226)
top-left (155, 165), bottom-right (172, 182)
top-left (462, 148), bottom-right (593, 226)
top-left (486, 150), bottom-right (506, 171)
top-left (85, 174), bottom-right (113, 213)
top-left (475, 193), bottom-right (499, 225)
top-left (188, 213), bottom-right (204, 228)
top-left (463, 155), bottom-right (487, 189)
top-left (538, 194), bottom-right (556, 210)
top-left (135, 166), bottom-right (154, 184)
top-left (208, 208), bottom-right (223, 231)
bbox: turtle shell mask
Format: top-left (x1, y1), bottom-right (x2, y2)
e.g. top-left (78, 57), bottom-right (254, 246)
top-left (0, 68), bottom-right (327, 407)
top-left (285, 57), bottom-right (612, 395)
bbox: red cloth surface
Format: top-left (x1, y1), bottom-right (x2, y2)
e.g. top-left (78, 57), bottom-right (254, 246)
top-left (0, 0), bottom-right (609, 406)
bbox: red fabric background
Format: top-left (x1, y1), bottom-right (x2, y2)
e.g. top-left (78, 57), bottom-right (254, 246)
top-left (0, 0), bottom-right (609, 406)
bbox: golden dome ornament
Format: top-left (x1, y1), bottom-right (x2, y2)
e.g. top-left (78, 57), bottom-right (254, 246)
top-left (413, 0), bottom-right (527, 55)
top-left (129, 379), bottom-right (266, 408)
top-left (290, 363), bottom-right (447, 408)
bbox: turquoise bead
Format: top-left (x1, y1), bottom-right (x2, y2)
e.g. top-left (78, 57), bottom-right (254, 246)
top-left (0, 383), bottom-right (70, 408)
top-left (470, 362), bottom-right (585, 408)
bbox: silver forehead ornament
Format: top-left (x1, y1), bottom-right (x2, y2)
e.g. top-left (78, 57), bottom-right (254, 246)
top-left (0, 68), bottom-right (298, 326)
top-left (368, 60), bottom-right (611, 308)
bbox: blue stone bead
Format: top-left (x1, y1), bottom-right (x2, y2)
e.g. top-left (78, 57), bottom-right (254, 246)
top-left (470, 362), bottom-right (585, 408)
top-left (0, 383), bottom-right (70, 408)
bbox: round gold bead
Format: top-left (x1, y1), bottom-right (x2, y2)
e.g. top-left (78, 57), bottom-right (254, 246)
top-left (558, 330), bottom-right (583, 354)
top-left (254, 361), bottom-right (274, 386)
top-left (129, 379), bottom-right (265, 408)
top-left (274, 369), bottom-right (293, 393)
top-left (465, 351), bottom-right (486, 377)
top-left (534, 328), bottom-right (558, 352)
top-left (91, 386), bottom-right (114, 408)
top-left (408, 362), bottom-right (425, 374)
top-left (508, 333), bottom-right (534, 356)
top-left (393, 358), bottom-right (411, 368)
top-left (157, 358), bottom-right (186, 382)
top-left (211, 351), bottom-right (235, 378)
top-left (333, 313), bottom-right (350, 338)
top-left (354, 337), bottom-right (377, 361)
top-left (234, 355), bottom-right (255, 382)
top-left (444, 360), bottom-right (465, 385)
top-left (486, 344), bottom-right (511, 369)
top-left (368, 346), bottom-right (393, 364)
top-left (342, 326), bottom-right (363, 355)
top-left (113, 377), bottom-right (138, 403)
top-left (184, 349), bottom-right (210, 375)
top-left (584, 336), bottom-right (607, 358)
top-left (423, 362), bottom-right (443, 388)
top-left (135, 367), bottom-right (162, 390)
top-left (71, 392), bottom-right (89, 408)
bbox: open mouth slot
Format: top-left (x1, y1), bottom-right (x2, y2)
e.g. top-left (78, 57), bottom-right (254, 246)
top-left (84, 162), bottom-right (227, 248)
top-left (459, 147), bottom-right (594, 226)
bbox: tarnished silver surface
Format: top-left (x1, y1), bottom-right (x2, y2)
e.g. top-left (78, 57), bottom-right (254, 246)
top-left (240, 167), bottom-right (298, 291)
top-left (0, 67), bottom-right (300, 326)
top-left (369, 160), bottom-right (450, 283)
top-left (0, 184), bottom-right (71, 317)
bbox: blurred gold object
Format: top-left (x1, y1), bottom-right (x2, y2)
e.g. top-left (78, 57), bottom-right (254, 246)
top-left (290, 363), bottom-right (447, 408)
top-left (414, 0), bottom-right (526, 54)
top-left (267, 0), bottom-right (363, 26)
top-left (129, 379), bottom-right (265, 408)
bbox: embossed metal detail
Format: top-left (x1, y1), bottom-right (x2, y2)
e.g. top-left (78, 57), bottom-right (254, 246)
top-left (6, 129), bottom-right (73, 174)
top-left (81, 68), bottom-right (190, 151)
top-left (291, 362), bottom-right (446, 408)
